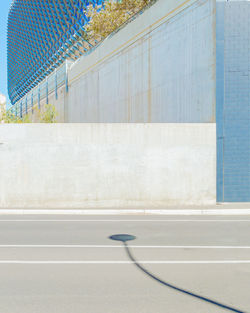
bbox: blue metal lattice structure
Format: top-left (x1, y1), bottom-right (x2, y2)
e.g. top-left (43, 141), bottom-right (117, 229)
top-left (7, 0), bottom-right (104, 105)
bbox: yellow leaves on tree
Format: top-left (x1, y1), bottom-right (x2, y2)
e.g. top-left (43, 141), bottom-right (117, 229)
top-left (85, 0), bottom-right (152, 39)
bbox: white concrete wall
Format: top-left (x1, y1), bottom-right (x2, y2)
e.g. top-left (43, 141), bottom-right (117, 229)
top-left (15, 0), bottom-right (216, 123)
top-left (65, 0), bottom-right (216, 122)
top-left (0, 124), bottom-right (216, 208)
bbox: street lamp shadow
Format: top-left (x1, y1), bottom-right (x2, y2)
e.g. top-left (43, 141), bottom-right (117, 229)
top-left (109, 234), bottom-right (246, 313)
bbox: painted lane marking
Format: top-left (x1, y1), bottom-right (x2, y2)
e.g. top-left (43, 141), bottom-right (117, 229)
top-left (0, 260), bottom-right (249, 264)
top-left (0, 245), bottom-right (249, 249)
top-left (0, 219), bottom-right (249, 222)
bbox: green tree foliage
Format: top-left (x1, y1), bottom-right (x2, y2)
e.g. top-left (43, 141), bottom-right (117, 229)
top-left (1, 110), bottom-right (31, 123)
top-left (0, 104), bottom-right (58, 124)
top-left (86, 0), bottom-right (152, 39)
top-left (38, 103), bottom-right (58, 123)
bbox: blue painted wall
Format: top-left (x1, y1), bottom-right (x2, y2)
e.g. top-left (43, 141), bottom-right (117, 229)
top-left (216, 1), bottom-right (250, 202)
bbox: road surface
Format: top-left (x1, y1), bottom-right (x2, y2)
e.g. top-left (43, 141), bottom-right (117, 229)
top-left (0, 215), bottom-right (249, 313)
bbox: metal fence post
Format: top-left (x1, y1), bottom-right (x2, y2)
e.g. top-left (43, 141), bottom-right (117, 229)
top-left (31, 92), bottom-right (34, 114)
top-left (46, 77), bottom-right (49, 104)
top-left (25, 97), bottom-right (28, 115)
top-left (38, 86), bottom-right (41, 110)
top-left (55, 69), bottom-right (58, 100)
top-left (20, 101), bottom-right (23, 118)
top-left (65, 63), bottom-right (69, 93)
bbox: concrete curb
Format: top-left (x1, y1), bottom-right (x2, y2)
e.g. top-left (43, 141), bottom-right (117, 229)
top-left (0, 209), bottom-right (250, 215)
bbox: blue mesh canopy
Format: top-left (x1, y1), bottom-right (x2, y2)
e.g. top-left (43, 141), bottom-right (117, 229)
top-left (7, 0), bottom-right (104, 105)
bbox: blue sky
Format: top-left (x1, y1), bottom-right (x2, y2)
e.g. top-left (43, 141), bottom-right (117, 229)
top-left (0, 0), bottom-right (12, 103)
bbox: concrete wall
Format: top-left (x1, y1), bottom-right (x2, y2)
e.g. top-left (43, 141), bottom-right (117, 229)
top-left (65, 0), bottom-right (215, 122)
top-left (0, 124), bottom-right (216, 208)
top-left (22, 0), bottom-right (215, 123)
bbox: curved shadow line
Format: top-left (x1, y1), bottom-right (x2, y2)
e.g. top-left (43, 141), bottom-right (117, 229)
top-left (123, 242), bottom-right (246, 313)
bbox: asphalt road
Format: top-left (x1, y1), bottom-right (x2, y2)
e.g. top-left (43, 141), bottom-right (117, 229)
top-left (0, 215), bottom-right (249, 313)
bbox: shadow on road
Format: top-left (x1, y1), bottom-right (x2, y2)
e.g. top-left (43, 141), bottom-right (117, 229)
top-left (109, 234), bottom-right (246, 313)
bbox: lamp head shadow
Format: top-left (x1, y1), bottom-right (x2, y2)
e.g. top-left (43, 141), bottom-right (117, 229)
top-left (109, 234), bottom-right (136, 243)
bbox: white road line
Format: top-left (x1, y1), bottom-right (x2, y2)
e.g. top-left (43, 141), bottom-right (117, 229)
top-left (0, 245), bottom-right (249, 249)
top-left (0, 219), bottom-right (249, 222)
top-left (0, 260), bottom-right (249, 264)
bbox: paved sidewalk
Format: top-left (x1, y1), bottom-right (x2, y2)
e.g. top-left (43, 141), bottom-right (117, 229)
top-left (0, 203), bottom-right (250, 215)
